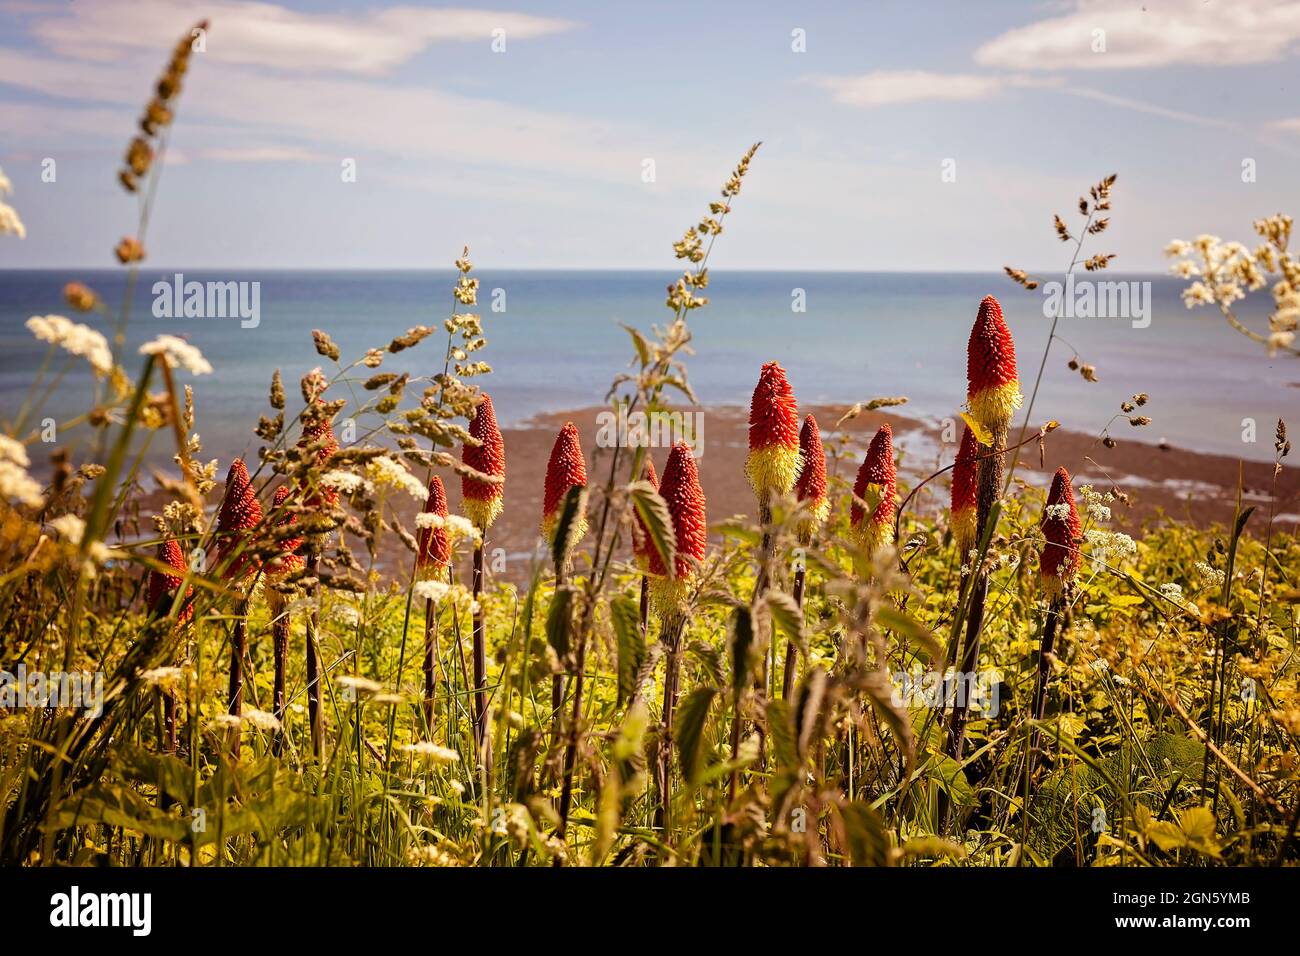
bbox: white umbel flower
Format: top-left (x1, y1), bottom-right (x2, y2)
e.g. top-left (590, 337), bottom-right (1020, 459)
top-left (139, 334), bottom-right (213, 375)
top-left (27, 315), bottom-right (112, 375)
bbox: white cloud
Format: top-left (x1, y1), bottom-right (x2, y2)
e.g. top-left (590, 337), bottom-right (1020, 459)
top-left (808, 70), bottom-right (1055, 107)
top-left (976, 0), bottom-right (1300, 71)
top-left (0, 45), bottom-right (714, 193)
top-left (198, 146), bottom-right (323, 163)
top-left (12, 0), bottom-right (576, 76)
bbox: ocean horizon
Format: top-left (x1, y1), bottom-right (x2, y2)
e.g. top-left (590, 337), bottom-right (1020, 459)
top-left (2, 268), bottom-right (1294, 468)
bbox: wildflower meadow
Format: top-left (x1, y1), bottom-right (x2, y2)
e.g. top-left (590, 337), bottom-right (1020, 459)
top-left (2, 12), bottom-right (1299, 903)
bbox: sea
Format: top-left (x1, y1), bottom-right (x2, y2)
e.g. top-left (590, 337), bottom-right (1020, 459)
top-left (1, 269), bottom-right (1295, 469)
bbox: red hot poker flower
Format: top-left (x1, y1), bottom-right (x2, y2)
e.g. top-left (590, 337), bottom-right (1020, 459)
top-left (417, 474), bottom-right (452, 575)
top-left (462, 393), bottom-right (505, 531)
top-left (632, 457), bottom-right (659, 568)
top-left (850, 424), bottom-right (897, 556)
top-left (745, 361), bottom-right (801, 499)
top-left (299, 399), bottom-right (340, 508)
top-left (1040, 466), bottom-right (1082, 601)
top-left (649, 443), bottom-right (707, 615)
top-left (216, 458), bottom-right (263, 580)
top-left (265, 485), bottom-right (304, 578)
top-left (966, 295), bottom-right (1023, 432)
top-left (147, 537), bottom-right (193, 624)
top-left (541, 421), bottom-right (588, 546)
top-left (793, 414), bottom-right (828, 542)
top-left (951, 425), bottom-right (979, 557)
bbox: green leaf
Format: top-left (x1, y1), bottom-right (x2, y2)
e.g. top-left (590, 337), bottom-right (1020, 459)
top-left (1178, 806), bottom-right (1221, 858)
top-left (929, 752), bottom-right (975, 807)
top-left (836, 800), bottom-right (891, 867)
top-left (687, 639), bottom-right (725, 688)
top-left (621, 324), bottom-right (651, 367)
top-left (546, 586), bottom-right (574, 662)
top-left (551, 484), bottom-right (587, 569)
top-left (876, 605), bottom-right (943, 664)
top-left (763, 589), bottom-right (805, 651)
top-left (958, 411), bottom-right (991, 447)
top-left (675, 686), bottom-right (718, 786)
top-left (611, 594), bottom-right (644, 706)
top-left (727, 605), bottom-right (757, 702)
top-left (628, 480), bottom-right (676, 579)
top-left (898, 836), bottom-right (967, 861)
top-left (793, 667), bottom-right (830, 761)
top-left (766, 698), bottom-right (798, 771)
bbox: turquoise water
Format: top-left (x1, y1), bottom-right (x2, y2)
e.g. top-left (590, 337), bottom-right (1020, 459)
top-left (1, 269), bottom-right (1294, 465)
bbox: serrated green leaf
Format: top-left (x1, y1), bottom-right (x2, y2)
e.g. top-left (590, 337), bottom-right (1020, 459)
top-left (676, 686), bottom-right (718, 786)
top-left (764, 589), bottom-right (805, 650)
top-left (629, 479), bottom-right (676, 579)
top-left (876, 605), bottom-right (943, 664)
top-left (546, 586), bottom-right (574, 662)
top-left (836, 800), bottom-right (891, 867)
top-left (551, 484), bottom-right (587, 569)
top-left (611, 594), bottom-right (644, 706)
top-left (728, 605), bottom-right (757, 702)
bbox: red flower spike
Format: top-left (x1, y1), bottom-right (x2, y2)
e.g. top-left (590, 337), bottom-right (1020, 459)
top-left (265, 485), bottom-right (304, 578)
top-left (541, 421), bottom-right (588, 545)
top-left (417, 474), bottom-right (452, 575)
top-left (1040, 466), bottom-right (1082, 600)
top-left (632, 457), bottom-right (659, 567)
top-left (147, 537), bottom-right (192, 624)
top-left (216, 457), bottom-right (263, 580)
top-left (462, 393), bottom-right (505, 531)
top-left (850, 424), bottom-right (897, 555)
top-left (966, 295), bottom-right (1023, 431)
top-left (793, 414), bottom-right (828, 541)
top-left (300, 399), bottom-right (339, 508)
top-left (649, 443), bottom-right (707, 615)
top-left (951, 425), bottom-right (979, 557)
top-left (745, 361), bottom-right (801, 499)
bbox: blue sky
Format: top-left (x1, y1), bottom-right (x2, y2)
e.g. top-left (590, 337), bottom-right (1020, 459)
top-left (1, 0), bottom-right (1298, 270)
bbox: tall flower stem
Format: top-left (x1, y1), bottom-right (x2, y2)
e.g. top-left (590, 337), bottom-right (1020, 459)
top-left (422, 598), bottom-right (439, 737)
top-left (471, 540), bottom-right (488, 754)
top-left (652, 613), bottom-right (687, 834)
top-left (945, 423), bottom-right (1006, 772)
top-left (226, 599), bottom-right (249, 757)
top-left (305, 551), bottom-right (324, 759)
top-left (638, 575), bottom-right (649, 640)
top-left (1028, 601), bottom-right (1062, 764)
top-left (782, 565), bottom-right (807, 701)
top-left (272, 610), bottom-right (289, 756)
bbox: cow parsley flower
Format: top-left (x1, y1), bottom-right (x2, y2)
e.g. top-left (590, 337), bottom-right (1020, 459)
top-left (139, 334), bottom-right (213, 375)
top-left (27, 315), bottom-right (112, 375)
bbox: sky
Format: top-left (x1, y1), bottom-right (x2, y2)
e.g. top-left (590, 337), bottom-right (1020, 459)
top-left (1, 0), bottom-right (1298, 271)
